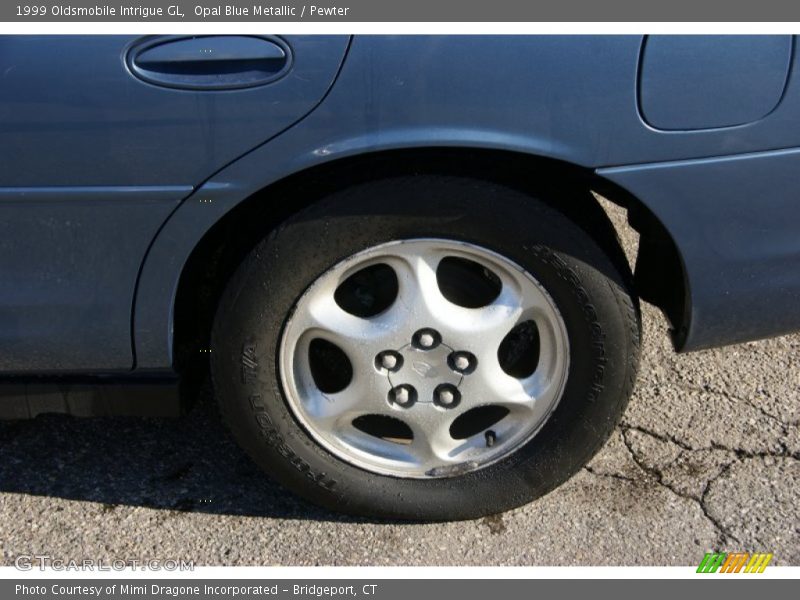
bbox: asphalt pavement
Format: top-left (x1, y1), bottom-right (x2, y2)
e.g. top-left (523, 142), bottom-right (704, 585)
top-left (1, 201), bottom-right (798, 566)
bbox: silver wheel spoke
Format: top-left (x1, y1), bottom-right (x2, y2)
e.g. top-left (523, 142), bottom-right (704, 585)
top-left (308, 377), bottom-right (392, 427)
top-left (407, 411), bottom-right (460, 468)
top-left (304, 293), bottom-right (400, 363)
top-left (393, 246), bottom-right (538, 350)
top-left (307, 391), bottom-right (365, 430)
top-left (386, 251), bottom-right (452, 329)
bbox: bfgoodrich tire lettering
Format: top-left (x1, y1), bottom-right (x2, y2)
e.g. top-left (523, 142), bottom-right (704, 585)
top-left (211, 176), bottom-right (641, 520)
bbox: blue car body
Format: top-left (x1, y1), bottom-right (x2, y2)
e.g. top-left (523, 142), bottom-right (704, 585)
top-left (1, 35), bottom-right (799, 392)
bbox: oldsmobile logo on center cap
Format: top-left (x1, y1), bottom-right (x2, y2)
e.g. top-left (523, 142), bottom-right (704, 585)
top-left (412, 361), bottom-right (438, 378)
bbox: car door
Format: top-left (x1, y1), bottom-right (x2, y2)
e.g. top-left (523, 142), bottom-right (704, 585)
top-left (0, 35), bottom-right (350, 374)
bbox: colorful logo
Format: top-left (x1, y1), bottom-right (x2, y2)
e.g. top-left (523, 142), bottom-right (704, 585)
top-left (697, 552), bottom-right (773, 573)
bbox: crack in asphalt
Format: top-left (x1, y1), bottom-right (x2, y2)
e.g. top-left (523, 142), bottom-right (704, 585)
top-left (584, 424), bottom-right (800, 549)
top-left (622, 426), bottom-right (738, 548)
top-left (582, 464), bottom-right (638, 484)
top-left (620, 423), bottom-right (696, 452)
top-left (621, 420), bottom-right (800, 460)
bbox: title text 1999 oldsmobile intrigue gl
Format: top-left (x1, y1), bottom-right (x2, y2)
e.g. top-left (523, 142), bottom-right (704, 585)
top-left (1, 35), bottom-right (798, 519)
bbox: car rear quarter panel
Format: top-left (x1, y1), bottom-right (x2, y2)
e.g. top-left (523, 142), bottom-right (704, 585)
top-left (3, 35), bottom-right (800, 374)
top-left (134, 35), bottom-right (800, 369)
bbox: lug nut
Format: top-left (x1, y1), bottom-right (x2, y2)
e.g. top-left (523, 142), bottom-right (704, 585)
top-left (438, 389), bottom-right (456, 405)
top-left (376, 351), bottom-right (403, 372)
top-left (448, 351), bottom-right (477, 374)
top-left (389, 385), bottom-right (416, 408)
top-left (433, 384), bottom-right (461, 409)
top-left (413, 328), bottom-right (441, 350)
top-left (454, 355), bottom-right (470, 370)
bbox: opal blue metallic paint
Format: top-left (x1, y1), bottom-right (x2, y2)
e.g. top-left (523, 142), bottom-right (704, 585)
top-left (600, 148), bottom-right (800, 350)
top-left (2, 35), bottom-right (800, 375)
top-left (0, 35), bottom-right (349, 186)
top-left (0, 186), bottom-right (187, 372)
top-left (0, 34), bottom-right (349, 373)
top-left (638, 35), bottom-right (793, 131)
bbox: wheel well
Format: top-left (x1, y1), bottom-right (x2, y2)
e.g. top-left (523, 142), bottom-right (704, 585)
top-left (173, 148), bottom-right (688, 389)
top-left (591, 177), bottom-right (689, 346)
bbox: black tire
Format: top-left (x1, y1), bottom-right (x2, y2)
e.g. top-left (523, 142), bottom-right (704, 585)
top-left (211, 176), bottom-right (640, 520)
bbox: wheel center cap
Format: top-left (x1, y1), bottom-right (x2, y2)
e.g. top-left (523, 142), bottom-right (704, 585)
top-left (386, 342), bottom-right (461, 404)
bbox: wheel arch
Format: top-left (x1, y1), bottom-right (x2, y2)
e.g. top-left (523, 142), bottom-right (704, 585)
top-left (147, 147), bottom-right (687, 384)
